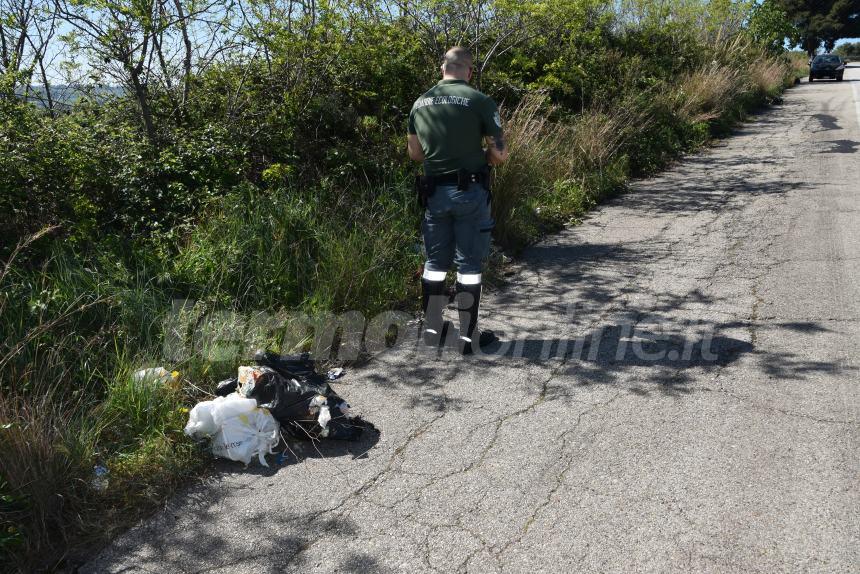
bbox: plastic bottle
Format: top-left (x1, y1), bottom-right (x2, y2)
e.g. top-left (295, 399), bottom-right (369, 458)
top-left (91, 465), bottom-right (109, 492)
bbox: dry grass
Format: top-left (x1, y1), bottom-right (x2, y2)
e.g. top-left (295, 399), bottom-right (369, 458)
top-left (674, 62), bottom-right (745, 123)
top-left (0, 387), bottom-right (97, 571)
top-left (787, 51), bottom-right (809, 83)
top-left (747, 56), bottom-right (790, 96)
top-left (491, 93), bottom-right (650, 247)
top-left (569, 104), bottom-right (649, 171)
top-left (491, 93), bottom-right (573, 245)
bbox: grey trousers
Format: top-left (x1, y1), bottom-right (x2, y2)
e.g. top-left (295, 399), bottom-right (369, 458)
top-left (422, 182), bottom-right (494, 276)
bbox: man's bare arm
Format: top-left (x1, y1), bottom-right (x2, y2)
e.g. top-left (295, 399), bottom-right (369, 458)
top-left (485, 134), bottom-right (509, 166)
top-left (407, 134), bottom-right (425, 162)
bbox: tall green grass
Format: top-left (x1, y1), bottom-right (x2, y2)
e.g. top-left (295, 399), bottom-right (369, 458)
top-left (492, 94), bottom-right (643, 247)
top-left (0, 226), bottom-right (210, 570)
top-left (173, 179), bottom-right (421, 314)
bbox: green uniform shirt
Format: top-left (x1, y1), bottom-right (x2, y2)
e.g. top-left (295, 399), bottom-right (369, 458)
top-left (408, 79), bottom-right (502, 176)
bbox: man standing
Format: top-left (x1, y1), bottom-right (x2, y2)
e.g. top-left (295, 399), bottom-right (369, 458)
top-left (407, 46), bottom-right (509, 355)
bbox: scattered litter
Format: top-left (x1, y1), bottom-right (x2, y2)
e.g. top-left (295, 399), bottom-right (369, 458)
top-left (249, 349), bottom-right (376, 441)
top-left (183, 351), bottom-right (377, 468)
top-left (132, 367), bottom-right (178, 386)
top-left (184, 394), bottom-right (278, 466)
top-left (308, 394), bottom-right (326, 419)
top-left (237, 366), bottom-right (266, 397)
top-left (326, 368), bottom-right (344, 381)
top-left (91, 465), bottom-right (109, 492)
top-left (338, 401), bottom-right (355, 419)
top-left (317, 404), bottom-right (332, 437)
top-left (184, 394), bottom-right (257, 437)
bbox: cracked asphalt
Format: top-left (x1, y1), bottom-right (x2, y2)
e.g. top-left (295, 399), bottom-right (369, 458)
top-left (83, 68), bottom-right (860, 573)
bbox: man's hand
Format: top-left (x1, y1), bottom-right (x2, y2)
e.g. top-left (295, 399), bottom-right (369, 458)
top-left (407, 134), bottom-right (425, 162)
top-left (485, 134), bottom-right (509, 166)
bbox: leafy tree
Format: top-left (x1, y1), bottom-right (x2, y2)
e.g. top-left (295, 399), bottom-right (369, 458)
top-left (54, 0), bottom-right (238, 144)
top-left (748, 0), bottom-right (801, 54)
top-left (777, 0), bottom-right (860, 55)
top-left (834, 40), bottom-right (860, 57)
top-left (0, 0), bottom-right (59, 112)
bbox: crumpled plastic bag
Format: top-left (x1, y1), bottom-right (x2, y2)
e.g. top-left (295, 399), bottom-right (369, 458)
top-left (183, 394), bottom-right (258, 438)
top-left (210, 408), bottom-right (279, 467)
top-left (132, 367), bottom-right (179, 386)
top-left (184, 394), bottom-right (279, 466)
top-left (215, 377), bottom-right (239, 397)
top-left (247, 350), bottom-right (375, 441)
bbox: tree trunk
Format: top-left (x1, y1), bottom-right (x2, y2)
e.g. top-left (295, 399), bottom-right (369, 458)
top-left (36, 55), bottom-right (55, 118)
top-left (129, 68), bottom-right (157, 145)
top-left (172, 0), bottom-right (193, 112)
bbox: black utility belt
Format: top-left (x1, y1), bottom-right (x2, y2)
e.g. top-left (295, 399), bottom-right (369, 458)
top-left (415, 168), bottom-right (491, 208)
top-left (422, 169), bottom-right (488, 189)
top-left (434, 170), bottom-right (484, 189)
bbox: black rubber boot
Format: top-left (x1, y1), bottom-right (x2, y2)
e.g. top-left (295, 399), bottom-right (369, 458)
top-left (421, 278), bottom-right (447, 346)
top-left (455, 282), bottom-right (497, 355)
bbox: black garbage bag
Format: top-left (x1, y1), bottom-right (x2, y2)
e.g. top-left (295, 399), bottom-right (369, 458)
top-left (254, 350), bottom-right (325, 387)
top-left (248, 350), bottom-right (376, 441)
top-left (215, 377), bottom-right (239, 397)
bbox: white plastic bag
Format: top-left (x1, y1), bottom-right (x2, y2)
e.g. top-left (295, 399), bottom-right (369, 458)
top-left (210, 408), bottom-right (279, 466)
top-left (185, 395), bottom-right (279, 466)
top-left (184, 398), bottom-right (220, 437)
top-left (211, 394), bottom-right (259, 427)
top-left (184, 395), bottom-right (258, 438)
top-left (132, 367), bottom-right (179, 386)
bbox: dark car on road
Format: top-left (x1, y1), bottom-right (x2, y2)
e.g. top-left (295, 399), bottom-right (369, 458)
top-left (809, 54), bottom-right (845, 82)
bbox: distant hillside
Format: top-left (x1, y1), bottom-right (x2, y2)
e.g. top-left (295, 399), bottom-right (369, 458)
top-left (15, 84), bottom-right (125, 109)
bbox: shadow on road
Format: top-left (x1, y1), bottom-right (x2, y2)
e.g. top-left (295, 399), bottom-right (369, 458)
top-left (215, 428), bottom-right (383, 477)
top-left (90, 495), bottom-right (387, 573)
top-left (812, 113), bottom-right (840, 130)
top-left (818, 139), bottom-right (859, 153)
top-left (350, 97), bottom-right (854, 402)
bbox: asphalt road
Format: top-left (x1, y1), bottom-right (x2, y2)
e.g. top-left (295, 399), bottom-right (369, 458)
top-left (84, 68), bottom-right (860, 573)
